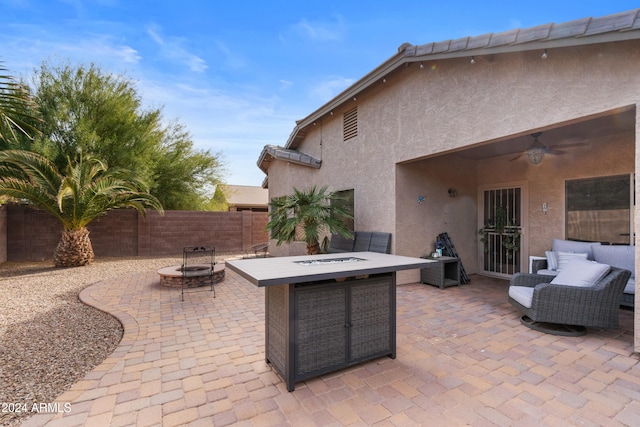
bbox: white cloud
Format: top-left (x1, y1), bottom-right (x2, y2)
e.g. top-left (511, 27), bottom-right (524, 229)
top-left (279, 79), bottom-right (293, 90)
top-left (146, 24), bottom-right (208, 73)
top-left (214, 39), bottom-right (246, 70)
top-left (292, 15), bottom-right (345, 42)
top-left (309, 76), bottom-right (355, 102)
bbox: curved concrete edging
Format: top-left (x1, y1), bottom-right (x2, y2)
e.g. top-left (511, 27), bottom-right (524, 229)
top-left (78, 273), bottom-right (143, 347)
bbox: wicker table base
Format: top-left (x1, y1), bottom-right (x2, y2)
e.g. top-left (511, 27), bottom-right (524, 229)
top-left (266, 273), bottom-right (396, 391)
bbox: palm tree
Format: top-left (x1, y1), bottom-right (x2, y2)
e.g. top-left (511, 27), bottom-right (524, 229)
top-left (0, 62), bottom-right (41, 145)
top-left (0, 150), bottom-right (164, 267)
top-left (266, 185), bottom-right (353, 255)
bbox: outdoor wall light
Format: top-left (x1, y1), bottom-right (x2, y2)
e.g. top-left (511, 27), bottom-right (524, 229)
top-left (527, 146), bottom-right (545, 164)
top-left (448, 188), bottom-right (457, 197)
top-left (470, 56), bottom-right (475, 64)
top-left (417, 196), bottom-right (426, 205)
top-left (541, 49), bottom-right (548, 59)
top-left (420, 62), bottom-right (424, 69)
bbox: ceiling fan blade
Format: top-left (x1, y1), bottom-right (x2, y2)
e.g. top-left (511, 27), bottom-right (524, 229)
top-left (554, 142), bottom-right (587, 149)
top-left (546, 148), bottom-right (567, 155)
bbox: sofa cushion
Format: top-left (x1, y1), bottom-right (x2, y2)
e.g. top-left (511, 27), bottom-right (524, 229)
top-left (545, 251), bottom-right (558, 271)
top-left (551, 239), bottom-right (601, 260)
top-left (508, 286), bottom-right (534, 308)
top-left (536, 268), bottom-right (559, 276)
top-left (557, 251), bottom-right (589, 271)
top-left (592, 245), bottom-right (635, 279)
top-left (550, 259), bottom-right (610, 288)
top-left (624, 278), bottom-right (635, 294)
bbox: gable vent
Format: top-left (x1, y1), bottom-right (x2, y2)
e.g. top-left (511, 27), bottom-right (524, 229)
top-left (343, 107), bottom-right (358, 141)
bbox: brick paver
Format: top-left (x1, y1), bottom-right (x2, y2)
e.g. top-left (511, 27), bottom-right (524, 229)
top-left (20, 264), bottom-right (639, 426)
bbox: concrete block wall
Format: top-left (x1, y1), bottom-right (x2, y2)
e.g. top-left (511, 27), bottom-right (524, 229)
top-left (7, 205), bottom-right (63, 262)
top-left (0, 206), bottom-right (6, 263)
top-left (4, 204), bottom-right (270, 262)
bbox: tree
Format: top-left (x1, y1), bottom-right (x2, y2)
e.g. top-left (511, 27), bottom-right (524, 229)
top-left (266, 185), bottom-right (353, 255)
top-left (150, 122), bottom-right (225, 210)
top-left (0, 62), bottom-right (41, 148)
top-left (29, 61), bottom-right (224, 210)
top-left (204, 183), bottom-right (229, 211)
top-left (0, 150), bottom-right (164, 267)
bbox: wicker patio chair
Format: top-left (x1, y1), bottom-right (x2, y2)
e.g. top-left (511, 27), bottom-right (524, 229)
top-left (182, 246), bottom-right (216, 301)
top-left (508, 266), bottom-right (631, 336)
top-left (368, 232), bottom-right (392, 254)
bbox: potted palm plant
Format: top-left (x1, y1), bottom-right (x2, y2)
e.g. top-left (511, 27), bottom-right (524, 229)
top-left (266, 185), bottom-right (353, 255)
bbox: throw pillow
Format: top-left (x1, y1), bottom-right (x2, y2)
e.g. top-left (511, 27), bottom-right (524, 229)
top-left (545, 251), bottom-right (558, 271)
top-left (550, 259), bottom-right (610, 287)
top-left (556, 251), bottom-right (588, 271)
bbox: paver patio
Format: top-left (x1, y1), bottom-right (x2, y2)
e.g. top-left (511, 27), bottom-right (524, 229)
top-left (21, 262), bottom-right (639, 426)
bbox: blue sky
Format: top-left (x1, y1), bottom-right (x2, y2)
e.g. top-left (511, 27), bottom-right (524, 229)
top-left (1, 1), bottom-right (638, 186)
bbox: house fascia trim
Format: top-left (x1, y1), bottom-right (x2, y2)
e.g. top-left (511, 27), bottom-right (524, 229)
top-left (258, 8), bottom-right (640, 177)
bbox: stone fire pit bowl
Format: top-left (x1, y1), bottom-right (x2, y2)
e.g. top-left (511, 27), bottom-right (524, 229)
top-left (157, 264), bottom-right (226, 288)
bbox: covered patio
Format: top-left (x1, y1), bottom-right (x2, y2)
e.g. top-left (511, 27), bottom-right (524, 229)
top-left (22, 265), bottom-right (639, 426)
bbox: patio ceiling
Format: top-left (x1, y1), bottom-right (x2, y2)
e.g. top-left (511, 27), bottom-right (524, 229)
top-left (452, 107), bottom-right (636, 161)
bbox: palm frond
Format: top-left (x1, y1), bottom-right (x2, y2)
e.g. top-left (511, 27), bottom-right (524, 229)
top-left (266, 185), bottom-right (353, 254)
top-left (0, 150), bottom-right (163, 231)
top-left (0, 63), bottom-right (42, 143)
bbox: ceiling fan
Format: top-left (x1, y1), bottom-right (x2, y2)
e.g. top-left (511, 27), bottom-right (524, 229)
top-left (510, 132), bottom-right (586, 164)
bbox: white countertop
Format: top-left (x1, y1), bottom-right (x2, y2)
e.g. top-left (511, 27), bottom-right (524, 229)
top-left (225, 251), bottom-right (434, 287)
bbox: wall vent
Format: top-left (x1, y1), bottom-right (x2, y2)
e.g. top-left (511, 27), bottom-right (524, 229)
top-left (343, 107), bottom-right (358, 141)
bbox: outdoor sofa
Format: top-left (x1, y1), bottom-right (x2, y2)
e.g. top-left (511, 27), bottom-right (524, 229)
top-left (509, 260), bottom-right (631, 335)
top-left (531, 239), bottom-right (635, 308)
top-left (328, 231), bottom-right (392, 254)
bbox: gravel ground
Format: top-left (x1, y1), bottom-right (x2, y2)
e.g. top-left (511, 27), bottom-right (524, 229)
top-left (0, 254), bottom-right (240, 427)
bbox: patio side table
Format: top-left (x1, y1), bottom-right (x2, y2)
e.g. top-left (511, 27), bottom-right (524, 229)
top-left (420, 256), bottom-right (460, 289)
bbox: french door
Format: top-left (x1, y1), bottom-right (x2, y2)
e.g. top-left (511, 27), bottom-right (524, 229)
top-left (479, 183), bottom-right (526, 277)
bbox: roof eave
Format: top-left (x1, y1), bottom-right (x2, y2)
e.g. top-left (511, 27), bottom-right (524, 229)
top-left (281, 10), bottom-right (640, 152)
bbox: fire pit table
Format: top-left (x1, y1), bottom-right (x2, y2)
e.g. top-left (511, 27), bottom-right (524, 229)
top-left (226, 251), bottom-right (432, 391)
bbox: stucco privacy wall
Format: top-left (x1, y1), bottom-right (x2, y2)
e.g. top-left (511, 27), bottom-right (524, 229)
top-left (5, 204), bottom-right (269, 262)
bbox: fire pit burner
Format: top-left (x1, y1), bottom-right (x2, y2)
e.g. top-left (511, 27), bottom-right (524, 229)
top-left (294, 257), bottom-right (365, 266)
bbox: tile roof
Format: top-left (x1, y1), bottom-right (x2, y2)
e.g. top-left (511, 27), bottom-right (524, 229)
top-left (257, 144), bottom-right (321, 174)
top-left (404, 9), bottom-right (640, 59)
top-left (257, 8), bottom-right (640, 182)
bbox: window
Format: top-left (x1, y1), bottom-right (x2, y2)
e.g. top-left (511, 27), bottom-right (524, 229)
top-left (343, 107), bottom-right (357, 141)
top-left (332, 189), bottom-right (354, 232)
top-left (565, 174), bottom-right (633, 244)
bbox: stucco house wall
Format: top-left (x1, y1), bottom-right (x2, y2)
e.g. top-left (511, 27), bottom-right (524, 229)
top-left (267, 41), bottom-right (638, 263)
top-left (261, 12), bottom-right (640, 350)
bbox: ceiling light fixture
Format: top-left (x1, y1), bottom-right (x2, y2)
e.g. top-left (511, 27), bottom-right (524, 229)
top-left (527, 132), bottom-right (546, 164)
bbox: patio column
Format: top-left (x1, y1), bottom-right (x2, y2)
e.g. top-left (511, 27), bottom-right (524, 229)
top-left (634, 104), bottom-right (640, 353)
